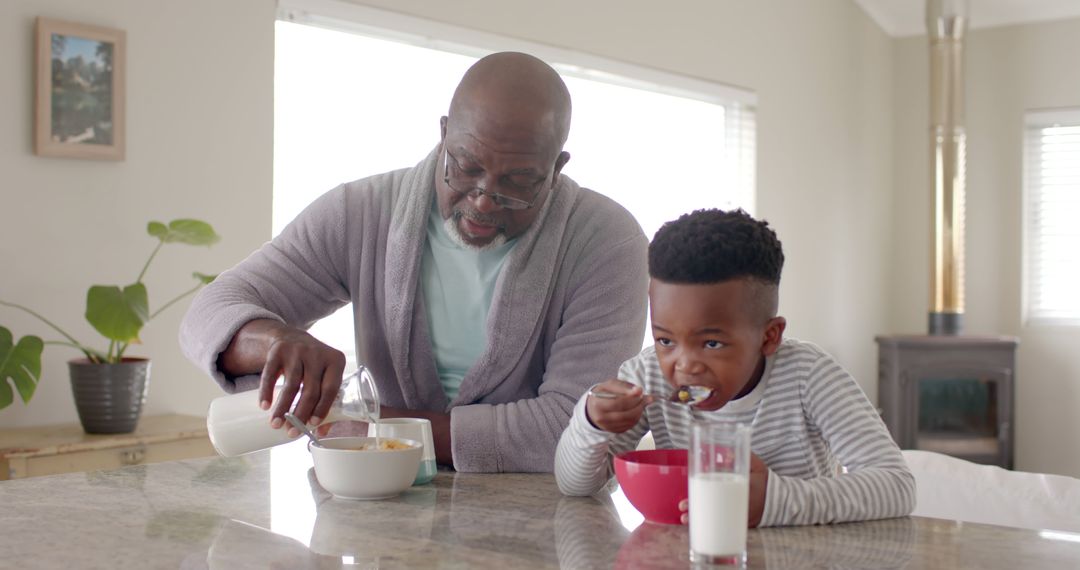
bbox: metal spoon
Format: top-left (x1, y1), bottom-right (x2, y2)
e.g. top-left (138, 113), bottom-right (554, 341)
top-left (284, 413), bottom-right (322, 448)
top-left (587, 385), bottom-right (713, 405)
top-left (587, 386), bottom-right (645, 400)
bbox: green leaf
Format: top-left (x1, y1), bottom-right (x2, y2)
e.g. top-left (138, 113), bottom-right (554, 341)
top-left (0, 326), bottom-right (44, 410)
top-left (148, 219), bottom-right (220, 246)
top-left (193, 272), bottom-right (217, 285)
top-left (85, 283), bottom-right (149, 343)
top-left (147, 221), bottom-right (169, 239)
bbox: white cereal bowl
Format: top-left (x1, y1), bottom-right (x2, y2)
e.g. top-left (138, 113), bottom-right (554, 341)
top-left (309, 436), bottom-right (423, 500)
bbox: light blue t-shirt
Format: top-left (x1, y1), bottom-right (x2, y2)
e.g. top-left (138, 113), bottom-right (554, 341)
top-left (420, 200), bottom-right (516, 400)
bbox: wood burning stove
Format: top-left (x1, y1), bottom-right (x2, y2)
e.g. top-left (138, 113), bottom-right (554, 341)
top-left (874, 2), bottom-right (1020, 470)
top-left (876, 335), bottom-right (1018, 468)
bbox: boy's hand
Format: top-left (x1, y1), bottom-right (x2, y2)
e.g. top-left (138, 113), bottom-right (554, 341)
top-left (585, 379), bottom-right (654, 433)
top-left (748, 452), bottom-right (768, 527)
top-left (677, 452), bottom-right (770, 527)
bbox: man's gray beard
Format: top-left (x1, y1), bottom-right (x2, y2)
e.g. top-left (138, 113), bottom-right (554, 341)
top-left (444, 214), bottom-right (507, 252)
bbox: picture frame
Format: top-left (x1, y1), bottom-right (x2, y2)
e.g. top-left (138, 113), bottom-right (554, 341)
top-left (34, 17), bottom-right (126, 160)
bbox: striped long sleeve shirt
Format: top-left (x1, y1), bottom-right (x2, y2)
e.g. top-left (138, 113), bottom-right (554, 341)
top-left (554, 338), bottom-right (916, 527)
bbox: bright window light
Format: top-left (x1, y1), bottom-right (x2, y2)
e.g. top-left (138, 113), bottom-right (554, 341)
top-left (1024, 110), bottom-right (1080, 326)
top-left (274, 18), bottom-right (757, 361)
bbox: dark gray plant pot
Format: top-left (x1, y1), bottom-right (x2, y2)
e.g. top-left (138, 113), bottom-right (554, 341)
top-left (69, 358), bottom-right (151, 434)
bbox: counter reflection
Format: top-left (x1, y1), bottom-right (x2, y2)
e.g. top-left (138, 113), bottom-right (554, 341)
top-left (255, 442), bottom-right (680, 568)
top-left (752, 517), bottom-right (916, 569)
top-left (307, 467), bottom-right (438, 564)
top-left (207, 518), bottom-right (338, 569)
top-left (270, 438), bottom-right (318, 546)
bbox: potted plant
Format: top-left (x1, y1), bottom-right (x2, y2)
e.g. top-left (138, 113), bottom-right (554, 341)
top-left (0, 219), bottom-right (220, 433)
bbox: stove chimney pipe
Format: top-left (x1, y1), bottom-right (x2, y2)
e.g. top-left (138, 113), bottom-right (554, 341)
top-left (926, 0), bottom-right (969, 335)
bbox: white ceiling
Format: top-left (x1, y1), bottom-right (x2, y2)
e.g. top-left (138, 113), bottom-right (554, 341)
top-left (854, 0), bottom-right (1080, 37)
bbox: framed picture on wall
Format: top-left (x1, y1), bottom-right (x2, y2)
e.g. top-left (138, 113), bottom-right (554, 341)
top-left (34, 17), bottom-right (126, 160)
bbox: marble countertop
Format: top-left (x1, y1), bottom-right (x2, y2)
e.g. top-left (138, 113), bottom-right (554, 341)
top-left (2, 439), bottom-right (1079, 569)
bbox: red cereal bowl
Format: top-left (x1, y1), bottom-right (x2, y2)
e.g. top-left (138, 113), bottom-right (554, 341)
top-left (613, 449), bottom-right (688, 525)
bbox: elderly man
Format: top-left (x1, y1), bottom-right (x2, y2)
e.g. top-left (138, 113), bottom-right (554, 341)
top-left (180, 52), bottom-right (648, 472)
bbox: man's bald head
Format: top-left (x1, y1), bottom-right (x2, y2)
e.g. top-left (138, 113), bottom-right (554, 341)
top-left (447, 52), bottom-right (571, 151)
top-left (436, 53), bottom-right (574, 249)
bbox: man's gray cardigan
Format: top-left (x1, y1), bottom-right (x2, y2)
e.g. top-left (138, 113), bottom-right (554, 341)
top-left (180, 147), bottom-right (648, 472)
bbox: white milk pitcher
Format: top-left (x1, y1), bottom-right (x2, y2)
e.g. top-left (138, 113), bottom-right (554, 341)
top-left (206, 367), bottom-right (380, 457)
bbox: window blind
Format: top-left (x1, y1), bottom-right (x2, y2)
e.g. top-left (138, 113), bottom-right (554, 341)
top-left (1024, 109), bottom-right (1080, 324)
top-left (277, 0), bottom-right (759, 223)
top-left (724, 102), bottom-right (757, 215)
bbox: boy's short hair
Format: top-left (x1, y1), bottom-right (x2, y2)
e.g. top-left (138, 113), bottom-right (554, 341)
top-left (648, 208), bottom-right (784, 285)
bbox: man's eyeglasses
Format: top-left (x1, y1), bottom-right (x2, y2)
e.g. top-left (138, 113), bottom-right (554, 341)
top-left (442, 150), bottom-right (545, 210)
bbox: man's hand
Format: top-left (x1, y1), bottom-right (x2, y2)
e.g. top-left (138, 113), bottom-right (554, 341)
top-left (260, 328), bottom-right (346, 431)
top-left (584, 379), bottom-right (654, 433)
top-left (677, 452), bottom-right (769, 527)
top-left (219, 319), bottom-right (346, 434)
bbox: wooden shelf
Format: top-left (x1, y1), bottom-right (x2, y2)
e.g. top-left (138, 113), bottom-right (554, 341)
top-left (0, 414), bottom-right (215, 480)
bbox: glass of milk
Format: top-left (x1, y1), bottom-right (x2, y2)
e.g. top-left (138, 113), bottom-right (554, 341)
top-left (689, 420), bottom-right (751, 567)
top-left (206, 367), bottom-right (380, 457)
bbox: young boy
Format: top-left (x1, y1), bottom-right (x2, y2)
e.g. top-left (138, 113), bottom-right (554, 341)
top-left (554, 209), bottom-right (915, 527)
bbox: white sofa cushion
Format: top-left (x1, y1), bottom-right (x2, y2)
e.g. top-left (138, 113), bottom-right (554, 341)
top-left (903, 449), bottom-right (1080, 533)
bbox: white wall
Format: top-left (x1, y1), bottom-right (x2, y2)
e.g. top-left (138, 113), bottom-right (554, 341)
top-left (0, 0), bottom-right (275, 428)
top-left (893, 19), bottom-right (1080, 478)
top-left (1, 0), bottom-right (895, 432)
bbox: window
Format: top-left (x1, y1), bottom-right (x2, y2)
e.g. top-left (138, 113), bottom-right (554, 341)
top-left (1024, 109), bottom-right (1080, 325)
top-left (274, 1), bottom-right (757, 362)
